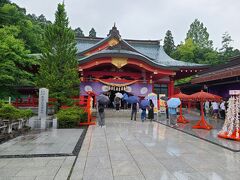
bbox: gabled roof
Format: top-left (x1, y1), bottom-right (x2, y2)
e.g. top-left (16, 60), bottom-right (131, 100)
top-left (192, 56), bottom-right (240, 84)
top-left (77, 25), bottom-right (207, 69)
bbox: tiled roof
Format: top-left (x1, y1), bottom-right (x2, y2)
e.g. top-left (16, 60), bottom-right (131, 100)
top-left (76, 34), bottom-right (206, 68)
top-left (79, 49), bottom-right (178, 70)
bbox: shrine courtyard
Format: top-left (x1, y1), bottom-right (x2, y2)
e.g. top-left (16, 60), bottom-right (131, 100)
top-left (0, 110), bottom-right (239, 180)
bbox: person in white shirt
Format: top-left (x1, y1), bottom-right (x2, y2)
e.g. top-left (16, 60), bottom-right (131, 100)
top-left (204, 101), bottom-right (210, 115)
top-left (220, 100), bottom-right (226, 119)
top-left (212, 102), bottom-right (219, 119)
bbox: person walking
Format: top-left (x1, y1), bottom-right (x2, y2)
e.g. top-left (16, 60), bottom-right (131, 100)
top-left (141, 107), bottom-right (146, 122)
top-left (148, 99), bottom-right (154, 121)
top-left (114, 96), bottom-right (121, 111)
top-left (204, 101), bottom-right (210, 116)
top-left (131, 102), bottom-right (137, 121)
top-left (97, 102), bottom-right (105, 127)
top-left (212, 101), bottom-right (219, 119)
top-left (168, 107), bottom-right (178, 127)
top-left (220, 100), bottom-right (226, 119)
top-left (165, 101), bottom-right (169, 119)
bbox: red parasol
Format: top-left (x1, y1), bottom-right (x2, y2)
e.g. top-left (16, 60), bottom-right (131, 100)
top-left (172, 92), bottom-right (191, 124)
top-left (190, 90), bottom-right (221, 130)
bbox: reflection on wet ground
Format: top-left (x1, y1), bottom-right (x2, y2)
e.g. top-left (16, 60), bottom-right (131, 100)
top-left (0, 129), bottom-right (83, 156)
top-left (156, 111), bottom-right (240, 152)
top-left (71, 110), bottom-right (240, 180)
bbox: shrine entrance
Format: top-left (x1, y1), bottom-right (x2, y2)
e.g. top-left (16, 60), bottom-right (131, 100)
top-left (108, 90), bottom-right (132, 109)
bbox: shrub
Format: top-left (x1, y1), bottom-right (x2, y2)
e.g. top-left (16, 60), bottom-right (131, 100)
top-left (0, 104), bottom-right (20, 122)
top-left (56, 106), bottom-right (87, 128)
top-left (0, 104), bottom-right (33, 122)
top-left (19, 109), bottom-right (33, 120)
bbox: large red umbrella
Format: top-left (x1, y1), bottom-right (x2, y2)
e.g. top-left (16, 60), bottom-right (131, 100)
top-left (172, 92), bottom-right (191, 124)
top-left (190, 90), bottom-right (221, 130)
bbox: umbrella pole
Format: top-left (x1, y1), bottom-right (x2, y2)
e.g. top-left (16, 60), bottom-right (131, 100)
top-left (192, 101), bottom-right (212, 130)
top-left (177, 103), bottom-right (189, 124)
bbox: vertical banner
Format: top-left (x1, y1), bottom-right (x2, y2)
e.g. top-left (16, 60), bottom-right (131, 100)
top-left (147, 93), bottom-right (158, 113)
top-left (159, 94), bottom-right (166, 113)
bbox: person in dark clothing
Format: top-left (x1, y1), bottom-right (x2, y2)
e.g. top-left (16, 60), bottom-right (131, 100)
top-left (114, 96), bottom-right (121, 111)
top-left (141, 108), bottom-right (146, 122)
top-left (98, 102), bottom-right (105, 127)
top-left (165, 101), bottom-right (169, 119)
top-left (148, 100), bottom-right (154, 121)
top-left (131, 102), bottom-right (137, 121)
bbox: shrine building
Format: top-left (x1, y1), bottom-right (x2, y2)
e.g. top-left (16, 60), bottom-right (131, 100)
top-left (77, 25), bottom-right (207, 99)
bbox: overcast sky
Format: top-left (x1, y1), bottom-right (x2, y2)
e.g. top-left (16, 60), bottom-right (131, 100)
top-left (12, 0), bottom-right (240, 49)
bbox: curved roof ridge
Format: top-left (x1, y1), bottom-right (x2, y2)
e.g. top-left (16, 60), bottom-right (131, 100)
top-left (156, 46), bottom-right (207, 67)
top-left (119, 38), bottom-right (155, 60)
top-left (78, 49), bottom-right (178, 70)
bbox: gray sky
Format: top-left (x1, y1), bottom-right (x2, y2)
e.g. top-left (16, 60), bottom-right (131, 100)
top-left (12, 0), bottom-right (240, 49)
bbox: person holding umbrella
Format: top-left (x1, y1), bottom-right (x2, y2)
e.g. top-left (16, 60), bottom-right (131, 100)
top-left (148, 99), bottom-right (154, 121)
top-left (131, 102), bottom-right (138, 121)
top-left (97, 94), bottom-right (110, 127)
top-left (140, 99), bottom-right (150, 122)
top-left (114, 96), bottom-right (121, 111)
top-left (167, 98), bottom-right (181, 127)
top-left (126, 96), bottom-right (139, 121)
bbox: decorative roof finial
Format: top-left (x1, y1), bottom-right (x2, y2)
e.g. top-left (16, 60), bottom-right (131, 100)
top-left (107, 23), bottom-right (120, 37)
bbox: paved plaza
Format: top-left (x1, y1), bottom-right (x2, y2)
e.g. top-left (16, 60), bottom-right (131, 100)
top-left (157, 111), bottom-right (240, 152)
top-left (0, 129), bottom-right (83, 156)
top-left (0, 110), bottom-right (240, 179)
top-left (71, 111), bottom-right (240, 180)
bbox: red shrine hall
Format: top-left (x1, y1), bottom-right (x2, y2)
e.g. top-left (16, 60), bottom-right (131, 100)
top-left (77, 25), bottom-right (206, 100)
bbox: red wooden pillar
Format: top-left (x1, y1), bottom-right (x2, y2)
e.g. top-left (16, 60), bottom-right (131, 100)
top-left (168, 76), bottom-right (174, 98)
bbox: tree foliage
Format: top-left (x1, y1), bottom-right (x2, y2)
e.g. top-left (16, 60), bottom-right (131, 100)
top-left (219, 32), bottom-right (240, 61)
top-left (36, 3), bottom-right (79, 109)
top-left (0, 26), bottom-right (37, 98)
top-left (186, 19), bottom-right (213, 49)
top-left (0, 2), bottom-right (50, 53)
top-left (163, 30), bottom-right (175, 56)
top-left (172, 38), bottom-right (220, 65)
top-left (89, 27), bottom-right (96, 37)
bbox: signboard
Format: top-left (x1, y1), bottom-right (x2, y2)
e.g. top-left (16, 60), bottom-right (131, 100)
top-left (229, 90), bottom-right (240, 95)
top-left (147, 93), bottom-right (158, 113)
top-left (38, 88), bottom-right (49, 129)
top-left (159, 94), bottom-right (166, 113)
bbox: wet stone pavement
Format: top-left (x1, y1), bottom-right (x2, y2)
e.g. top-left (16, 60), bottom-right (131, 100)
top-left (0, 109), bottom-right (240, 180)
top-left (0, 129), bottom-right (83, 156)
top-left (156, 111), bottom-right (240, 152)
top-left (70, 110), bottom-right (240, 180)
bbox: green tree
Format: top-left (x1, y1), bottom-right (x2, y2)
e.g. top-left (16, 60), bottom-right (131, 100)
top-left (172, 38), bottom-right (220, 65)
top-left (163, 30), bottom-right (175, 56)
top-left (186, 19), bottom-right (213, 48)
top-left (36, 3), bottom-right (79, 109)
top-left (219, 32), bottom-right (240, 60)
top-left (74, 27), bottom-right (84, 37)
top-left (0, 3), bottom-right (45, 53)
top-left (221, 32), bottom-right (233, 52)
top-left (0, 26), bottom-right (37, 98)
top-left (172, 38), bottom-right (197, 63)
top-left (89, 27), bottom-right (96, 37)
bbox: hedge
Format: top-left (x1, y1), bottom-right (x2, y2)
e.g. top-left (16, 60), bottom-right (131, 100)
top-left (56, 106), bottom-right (87, 128)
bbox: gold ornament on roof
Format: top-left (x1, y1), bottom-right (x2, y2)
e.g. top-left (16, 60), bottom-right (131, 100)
top-left (112, 57), bottom-right (128, 69)
top-left (108, 38), bottom-right (119, 46)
